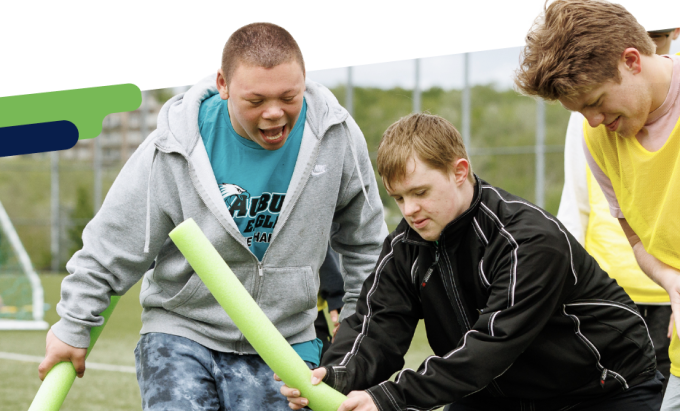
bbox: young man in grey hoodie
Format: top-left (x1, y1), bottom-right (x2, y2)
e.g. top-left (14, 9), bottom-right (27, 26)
top-left (38, 22), bottom-right (387, 410)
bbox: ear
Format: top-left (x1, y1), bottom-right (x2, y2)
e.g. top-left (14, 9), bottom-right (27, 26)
top-left (216, 69), bottom-right (229, 100)
top-left (451, 158), bottom-right (470, 186)
top-left (621, 48), bottom-right (642, 75)
top-left (672, 28), bottom-right (680, 41)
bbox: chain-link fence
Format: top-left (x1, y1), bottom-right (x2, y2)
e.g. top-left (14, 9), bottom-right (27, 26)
top-left (0, 53), bottom-right (571, 272)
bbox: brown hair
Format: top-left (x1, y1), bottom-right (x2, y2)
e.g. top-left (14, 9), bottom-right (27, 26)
top-left (377, 113), bottom-right (474, 190)
top-left (221, 23), bottom-right (305, 85)
top-left (514, 0), bottom-right (655, 100)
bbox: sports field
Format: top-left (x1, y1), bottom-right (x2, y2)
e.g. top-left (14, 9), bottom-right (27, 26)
top-left (0, 274), bottom-right (435, 410)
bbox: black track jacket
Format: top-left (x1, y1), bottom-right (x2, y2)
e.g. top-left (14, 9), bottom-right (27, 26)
top-left (321, 178), bottom-right (657, 410)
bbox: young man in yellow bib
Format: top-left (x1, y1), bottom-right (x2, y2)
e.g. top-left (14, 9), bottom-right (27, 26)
top-left (557, 26), bottom-right (679, 392)
top-left (515, 0), bottom-right (680, 408)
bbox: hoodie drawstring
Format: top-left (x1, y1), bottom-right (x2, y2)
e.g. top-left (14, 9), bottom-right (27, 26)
top-left (342, 122), bottom-right (373, 211)
top-left (144, 148), bottom-right (158, 253)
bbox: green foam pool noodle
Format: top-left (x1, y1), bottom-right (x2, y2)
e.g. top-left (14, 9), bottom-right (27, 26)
top-left (169, 218), bottom-right (347, 411)
top-left (28, 295), bottom-right (120, 411)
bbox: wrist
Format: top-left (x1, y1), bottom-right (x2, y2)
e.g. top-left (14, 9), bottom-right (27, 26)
top-left (655, 266), bottom-right (679, 292)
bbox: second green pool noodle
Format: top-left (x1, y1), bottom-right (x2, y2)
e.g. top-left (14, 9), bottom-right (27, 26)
top-left (169, 218), bottom-right (347, 411)
top-left (27, 295), bottom-right (120, 411)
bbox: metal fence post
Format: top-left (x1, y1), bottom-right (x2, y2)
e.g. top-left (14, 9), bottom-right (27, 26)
top-left (94, 120), bottom-right (103, 213)
top-left (346, 67), bottom-right (354, 116)
top-left (413, 58), bottom-right (421, 113)
top-left (50, 151), bottom-right (59, 272)
top-left (462, 53), bottom-right (471, 148)
top-left (535, 99), bottom-right (546, 208)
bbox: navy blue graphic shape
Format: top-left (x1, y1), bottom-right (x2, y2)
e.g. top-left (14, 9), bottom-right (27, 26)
top-left (0, 120), bottom-right (79, 157)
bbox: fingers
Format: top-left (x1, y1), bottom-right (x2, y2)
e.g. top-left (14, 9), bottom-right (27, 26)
top-left (278, 368), bottom-right (328, 409)
top-left (338, 391), bottom-right (378, 411)
top-left (279, 385), bottom-right (308, 409)
top-left (71, 352), bottom-right (86, 378)
top-left (38, 350), bottom-right (87, 380)
top-left (41, 329), bottom-right (88, 380)
top-left (311, 367), bottom-right (327, 385)
top-left (330, 310), bottom-right (339, 323)
top-left (277, 367), bottom-right (326, 389)
top-left (332, 322), bottom-right (341, 343)
top-left (288, 397), bottom-right (309, 409)
top-left (38, 356), bottom-right (59, 381)
top-left (280, 384), bottom-right (300, 398)
top-left (337, 396), bottom-right (360, 411)
top-left (39, 330), bottom-right (61, 380)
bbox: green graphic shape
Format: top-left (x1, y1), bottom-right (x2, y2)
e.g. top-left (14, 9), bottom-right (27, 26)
top-left (0, 84), bottom-right (141, 140)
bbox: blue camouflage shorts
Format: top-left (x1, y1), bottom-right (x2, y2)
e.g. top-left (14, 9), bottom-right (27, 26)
top-left (134, 332), bottom-right (313, 410)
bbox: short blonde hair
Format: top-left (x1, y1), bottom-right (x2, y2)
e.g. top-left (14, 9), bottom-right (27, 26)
top-left (514, 0), bottom-right (655, 100)
top-left (377, 113), bottom-right (474, 190)
top-left (222, 23), bottom-right (305, 86)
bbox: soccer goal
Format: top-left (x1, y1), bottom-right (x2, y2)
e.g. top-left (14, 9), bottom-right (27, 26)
top-left (0, 199), bottom-right (48, 330)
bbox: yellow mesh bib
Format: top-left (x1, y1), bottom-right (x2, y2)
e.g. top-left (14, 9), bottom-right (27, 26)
top-left (584, 119), bottom-right (680, 269)
top-left (584, 116), bottom-right (680, 376)
top-left (585, 167), bottom-right (669, 303)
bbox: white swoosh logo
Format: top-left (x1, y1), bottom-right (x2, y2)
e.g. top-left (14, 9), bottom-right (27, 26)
top-left (311, 165), bottom-right (327, 176)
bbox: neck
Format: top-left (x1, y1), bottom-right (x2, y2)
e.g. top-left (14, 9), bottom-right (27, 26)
top-left (460, 179), bottom-right (475, 214)
top-left (646, 54), bottom-right (674, 113)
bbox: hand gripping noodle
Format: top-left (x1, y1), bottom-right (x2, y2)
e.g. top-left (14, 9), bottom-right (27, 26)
top-left (28, 295), bottom-right (121, 411)
top-left (168, 218), bottom-right (346, 411)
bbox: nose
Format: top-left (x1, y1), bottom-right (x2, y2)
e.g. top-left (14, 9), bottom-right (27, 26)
top-left (401, 198), bottom-right (420, 218)
top-left (582, 109), bottom-right (605, 128)
top-left (261, 103), bottom-right (284, 121)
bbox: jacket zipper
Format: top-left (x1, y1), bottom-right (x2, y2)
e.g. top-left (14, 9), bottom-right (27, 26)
top-left (437, 241), bottom-right (472, 331)
top-left (421, 251), bottom-right (440, 288)
top-left (159, 121), bottom-right (329, 352)
top-left (173, 148), bottom-right (259, 354)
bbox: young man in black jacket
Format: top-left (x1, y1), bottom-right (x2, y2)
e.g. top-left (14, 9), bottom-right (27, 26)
top-left (279, 113), bottom-right (663, 410)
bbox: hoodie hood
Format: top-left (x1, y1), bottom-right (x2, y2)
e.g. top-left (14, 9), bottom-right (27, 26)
top-left (152, 73), bottom-right (350, 156)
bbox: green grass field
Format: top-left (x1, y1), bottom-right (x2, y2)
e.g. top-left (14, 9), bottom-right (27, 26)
top-left (0, 275), bottom-right (143, 410)
top-left (0, 275), bottom-right (436, 410)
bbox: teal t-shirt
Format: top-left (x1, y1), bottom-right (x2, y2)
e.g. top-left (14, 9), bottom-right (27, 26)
top-left (198, 93), bottom-right (321, 365)
top-left (198, 93), bottom-right (306, 260)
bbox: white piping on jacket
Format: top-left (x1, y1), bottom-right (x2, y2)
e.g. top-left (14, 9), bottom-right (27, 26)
top-left (482, 185), bottom-right (578, 285)
top-left (340, 232), bottom-right (405, 366)
top-left (479, 202), bottom-right (518, 308)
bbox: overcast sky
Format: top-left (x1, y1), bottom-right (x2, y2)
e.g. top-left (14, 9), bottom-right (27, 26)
top-left (308, 41), bottom-right (680, 91)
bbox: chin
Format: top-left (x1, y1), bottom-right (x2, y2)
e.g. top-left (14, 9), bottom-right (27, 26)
top-left (416, 229), bottom-right (440, 242)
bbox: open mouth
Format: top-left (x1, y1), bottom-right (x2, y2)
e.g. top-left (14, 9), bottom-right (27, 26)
top-left (259, 125), bottom-right (287, 144)
top-left (605, 116), bottom-right (620, 132)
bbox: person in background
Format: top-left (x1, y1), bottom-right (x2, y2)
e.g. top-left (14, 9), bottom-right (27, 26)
top-left (557, 26), bottom-right (679, 392)
top-left (316, 244), bottom-right (344, 356)
top-left (514, 0), bottom-right (680, 408)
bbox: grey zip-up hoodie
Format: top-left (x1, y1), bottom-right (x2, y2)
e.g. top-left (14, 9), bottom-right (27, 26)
top-left (52, 74), bottom-right (388, 354)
